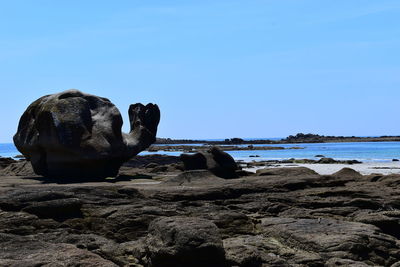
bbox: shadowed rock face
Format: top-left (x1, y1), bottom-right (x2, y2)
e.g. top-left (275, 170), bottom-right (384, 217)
top-left (13, 89), bottom-right (160, 178)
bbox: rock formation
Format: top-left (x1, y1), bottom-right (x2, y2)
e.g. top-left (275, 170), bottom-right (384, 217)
top-left (13, 90), bottom-right (160, 178)
top-left (180, 147), bottom-right (239, 178)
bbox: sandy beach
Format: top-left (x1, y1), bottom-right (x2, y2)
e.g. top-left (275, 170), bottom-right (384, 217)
top-left (245, 161), bottom-right (400, 175)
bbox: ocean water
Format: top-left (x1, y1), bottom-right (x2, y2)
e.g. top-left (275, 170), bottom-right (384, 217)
top-left (2, 142), bottom-right (400, 163)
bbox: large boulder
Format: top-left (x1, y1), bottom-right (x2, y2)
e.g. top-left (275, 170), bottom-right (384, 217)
top-left (180, 147), bottom-right (238, 178)
top-left (13, 90), bottom-right (160, 178)
top-left (145, 216), bottom-right (226, 267)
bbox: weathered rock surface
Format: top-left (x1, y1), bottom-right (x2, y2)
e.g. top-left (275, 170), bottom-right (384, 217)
top-left (0, 157), bottom-right (16, 169)
top-left (1, 166), bottom-right (400, 266)
top-left (0, 160), bottom-right (35, 176)
top-left (256, 166), bottom-right (319, 177)
top-left (145, 216), bottom-right (225, 267)
top-left (180, 146), bottom-right (239, 178)
top-left (13, 90), bottom-right (160, 179)
top-left (0, 233), bottom-right (118, 267)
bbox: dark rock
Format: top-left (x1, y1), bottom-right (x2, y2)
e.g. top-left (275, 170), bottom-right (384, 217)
top-left (223, 235), bottom-right (289, 266)
top-left (256, 167), bottom-right (319, 177)
top-left (325, 258), bottom-right (370, 266)
top-left (235, 169), bottom-right (253, 177)
top-left (0, 157), bottom-right (16, 169)
top-left (393, 159), bottom-right (399, 162)
top-left (261, 217), bottom-right (399, 266)
top-left (146, 163), bottom-right (159, 169)
top-left (345, 159), bottom-right (363, 164)
top-left (315, 155), bottom-right (325, 158)
top-left (354, 211), bottom-right (400, 238)
top-left (22, 198), bottom-right (83, 221)
top-left (0, 190), bottom-right (74, 211)
top-left (123, 155), bottom-right (181, 168)
top-left (317, 157), bottom-right (337, 164)
top-left (0, 233), bottom-right (118, 266)
top-left (180, 146), bottom-right (239, 178)
top-left (163, 170), bottom-right (224, 185)
top-left (1, 158), bottom-right (400, 266)
top-left (149, 165), bottom-right (169, 173)
top-left (223, 236), bottom-right (263, 267)
top-left (13, 89), bottom-right (160, 179)
top-left (145, 216), bottom-right (225, 267)
top-left (203, 211), bottom-right (255, 238)
top-left (332, 168), bottom-right (363, 179)
top-left (180, 153), bottom-right (207, 170)
top-left (1, 160), bottom-right (35, 176)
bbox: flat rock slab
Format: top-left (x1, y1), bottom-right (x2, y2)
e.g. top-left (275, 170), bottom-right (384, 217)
top-left (261, 217), bottom-right (400, 265)
top-left (0, 233), bottom-right (117, 267)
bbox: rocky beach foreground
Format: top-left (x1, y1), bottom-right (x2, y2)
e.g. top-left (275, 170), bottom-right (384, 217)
top-left (3, 90), bottom-right (400, 266)
top-left (2, 155), bottom-right (400, 266)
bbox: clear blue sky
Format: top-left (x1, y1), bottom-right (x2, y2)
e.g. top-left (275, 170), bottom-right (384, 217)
top-left (1, 0), bottom-right (399, 142)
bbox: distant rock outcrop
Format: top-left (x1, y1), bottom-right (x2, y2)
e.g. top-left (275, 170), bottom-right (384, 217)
top-left (13, 90), bottom-right (160, 179)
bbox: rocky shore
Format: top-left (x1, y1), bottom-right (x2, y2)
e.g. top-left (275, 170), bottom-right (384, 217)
top-left (2, 155), bottom-right (400, 266)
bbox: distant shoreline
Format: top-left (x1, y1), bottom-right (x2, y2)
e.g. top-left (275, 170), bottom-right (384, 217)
top-left (156, 134), bottom-right (400, 145)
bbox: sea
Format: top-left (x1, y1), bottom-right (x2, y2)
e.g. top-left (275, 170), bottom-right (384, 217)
top-left (2, 141), bottom-right (400, 163)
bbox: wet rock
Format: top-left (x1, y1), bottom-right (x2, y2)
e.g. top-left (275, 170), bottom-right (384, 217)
top-left (145, 216), bottom-right (225, 267)
top-left (13, 89), bottom-right (160, 179)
